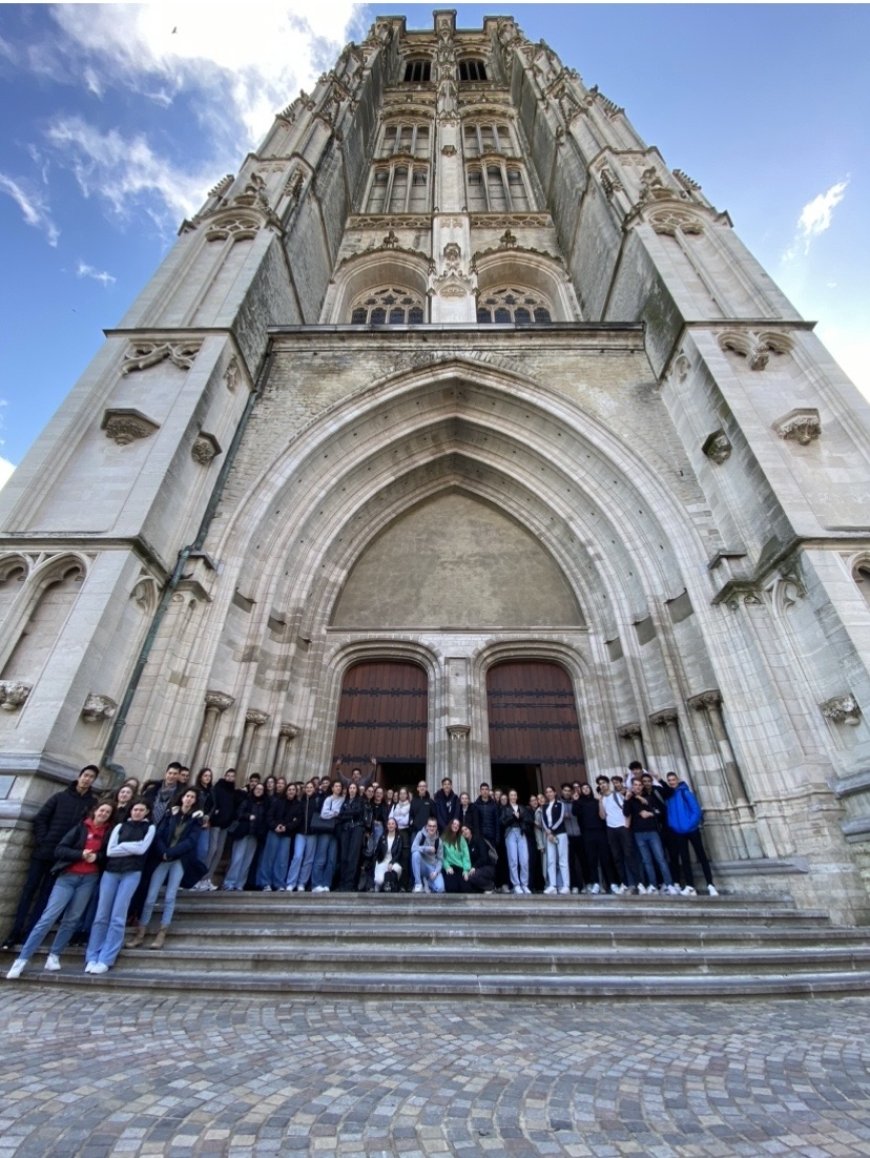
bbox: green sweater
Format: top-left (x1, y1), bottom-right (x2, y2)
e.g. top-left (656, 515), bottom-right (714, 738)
top-left (442, 836), bottom-right (471, 873)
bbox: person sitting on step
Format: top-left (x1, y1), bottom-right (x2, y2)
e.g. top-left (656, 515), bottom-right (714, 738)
top-left (411, 817), bottom-right (444, 893)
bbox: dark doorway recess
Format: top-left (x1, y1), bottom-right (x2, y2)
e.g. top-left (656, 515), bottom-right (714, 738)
top-left (490, 762), bottom-right (541, 800)
top-left (332, 660), bottom-right (428, 779)
top-left (487, 660), bottom-right (587, 786)
top-left (378, 760), bottom-right (426, 792)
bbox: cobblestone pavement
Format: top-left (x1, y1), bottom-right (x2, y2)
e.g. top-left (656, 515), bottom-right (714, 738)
top-left (1, 987), bottom-right (870, 1157)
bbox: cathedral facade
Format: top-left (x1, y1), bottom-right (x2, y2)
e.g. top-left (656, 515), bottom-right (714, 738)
top-left (1, 11), bottom-right (869, 922)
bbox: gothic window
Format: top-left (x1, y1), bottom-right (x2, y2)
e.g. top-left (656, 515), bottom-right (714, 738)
top-left (365, 162), bottom-right (430, 213)
top-left (381, 123), bottom-right (430, 158)
top-left (477, 287), bottom-right (553, 325)
top-left (349, 287), bottom-right (426, 325)
top-left (465, 162), bottom-right (530, 211)
top-left (463, 122), bottom-right (514, 157)
top-left (404, 59), bottom-right (431, 83)
top-left (855, 564), bottom-right (870, 609)
top-left (459, 59), bottom-right (487, 82)
top-left (1, 561), bottom-right (84, 681)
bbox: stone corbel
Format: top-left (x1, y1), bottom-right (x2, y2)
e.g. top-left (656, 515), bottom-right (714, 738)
top-left (191, 432), bottom-right (222, 466)
top-left (101, 408), bottom-right (160, 446)
top-left (649, 709), bottom-right (678, 728)
top-left (821, 694), bottom-right (862, 727)
top-left (81, 694), bottom-right (117, 723)
top-left (774, 408), bottom-right (821, 446)
top-left (702, 430), bottom-right (732, 465)
top-left (0, 681), bottom-right (31, 711)
top-left (616, 722), bottom-right (642, 739)
top-left (447, 724), bottom-right (471, 741)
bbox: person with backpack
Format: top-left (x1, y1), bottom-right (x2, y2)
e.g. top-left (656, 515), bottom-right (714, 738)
top-left (660, 772), bottom-right (718, 896)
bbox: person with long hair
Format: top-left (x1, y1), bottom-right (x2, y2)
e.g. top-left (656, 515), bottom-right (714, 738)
top-left (336, 781), bottom-right (365, 892)
top-left (285, 780), bottom-right (320, 892)
top-left (222, 782), bottom-right (268, 890)
top-left (85, 799), bottom-right (156, 973)
top-left (311, 779), bottom-right (345, 893)
top-left (6, 800), bottom-right (114, 978)
top-left (126, 789), bottom-right (201, 949)
top-left (500, 789), bottom-right (533, 895)
top-left (441, 817), bottom-right (472, 893)
top-left (373, 817), bottom-right (406, 891)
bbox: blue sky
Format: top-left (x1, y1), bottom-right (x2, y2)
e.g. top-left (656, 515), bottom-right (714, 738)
top-left (0, 3), bottom-right (867, 488)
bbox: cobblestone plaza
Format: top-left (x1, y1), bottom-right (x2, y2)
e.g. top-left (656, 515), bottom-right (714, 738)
top-left (2, 987), bottom-right (870, 1157)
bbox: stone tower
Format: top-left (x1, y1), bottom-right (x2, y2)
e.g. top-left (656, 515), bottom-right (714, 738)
top-left (1, 11), bottom-right (869, 923)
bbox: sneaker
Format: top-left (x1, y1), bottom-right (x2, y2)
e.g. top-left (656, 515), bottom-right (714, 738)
top-left (544, 886), bottom-right (557, 895)
top-left (296, 886), bottom-right (308, 893)
top-left (191, 880), bottom-right (209, 891)
top-left (636, 883), bottom-right (648, 895)
top-left (5, 958), bottom-right (26, 980)
top-left (570, 887), bottom-right (579, 895)
top-left (666, 884), bottom-right (680, 896)
top-left (558, 887), bottom-right (570, 895)
top-left (609, 883), bottom-right (621, 895)
top-left (206, 881), bottom-right (218, 891)
top-left (681, 885), bottom-right (697, 897)
top-left (84, 961), bottom-right (96, 974)
top-left (44, 954), bottom-right (61, 972)
top-left (412, 884), bottom-right (423, 893)
top-left (513, 885), bottom-right (523, 895)
top-left (261, 886), bottom-right (272, 893)
top-left (707, 885), bottom-right (719, 897)
top-left (89, 962), bottom-right (109, 974)
top-left (522, 886), bottom-right (532, 894)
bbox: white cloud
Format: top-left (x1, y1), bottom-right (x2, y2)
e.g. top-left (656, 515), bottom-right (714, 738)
top-left (0, 457), bottom-right (14, 492)
top-left (783, 180), bottom-right (848, 262)
top-left (76, 260), bottom-right (116, 287)
top-left (46, 116), bottom-right (214, 227)
top-left (0, 172), bottom-right (59, 245)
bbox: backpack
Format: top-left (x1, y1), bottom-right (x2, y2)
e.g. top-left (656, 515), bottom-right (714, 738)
top-left (667, 783), bottom-right (703, 834)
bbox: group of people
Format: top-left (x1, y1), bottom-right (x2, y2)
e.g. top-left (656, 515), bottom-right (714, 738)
top-left (3, 756), bottom-right (716, 979)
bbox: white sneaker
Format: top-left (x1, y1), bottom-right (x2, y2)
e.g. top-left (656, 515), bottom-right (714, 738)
top-left (44, 954), bottom-right (61, 972)
top-left (558, 887), bottom-right (570, 895)
top-left (544, 886), bottom-right (557, 895)
top-left (206, 882), bottom-right (218, 891)
top-left (590, 883), bottom-right (601, 895)
top-left (5, 958), bottom-right (26, 980)
top-left (296, 886), bottom-right (307, 892)
top-left (636, 883), bottom-right (648, 895)
top-left (513, 885), bottom-right (523, 895)
top-left (413, 884), bottom-right (423, 893)
top-left (666, 884), bottom-right (680, 896)
top-left (609, 883), bottom-right (621, 895)
top-left (84, 961), bottom-right (96, 974)
top-left (570, 887), bottom-right (579, 895)
top-left (707, 885), bottom-right (719, 897)
top-left (89, 962), bottom-right (109, 975)
top-left (261, 886), bottom-right (272, 893)
top-left (522, 886), bottom-right (532, 894)
top-left (681, 885), bottom-right (697, 896)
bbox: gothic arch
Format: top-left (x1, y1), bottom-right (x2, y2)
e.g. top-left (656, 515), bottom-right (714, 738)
top-left (324, 250), bottom-right (430, 323)
top-left (474, 250), bottom-right (578, 320)
top-left (0, 554), bottom-right (87, 682)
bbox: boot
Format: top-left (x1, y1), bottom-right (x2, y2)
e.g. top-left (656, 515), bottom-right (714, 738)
top-left (126, 926), bottom-right (148, 949)
top-left (150, 928), bottom-right (167, 950)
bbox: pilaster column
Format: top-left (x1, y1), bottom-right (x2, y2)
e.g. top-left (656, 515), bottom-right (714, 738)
top-left (688, 689), bottom-right (763, 857)
top-left (237, 709), bottom-right (269, 776)
top-left (648, 709), bottom-right (689, 780)
top-left (271, 722), bottom-right (299, 778)
top-left (191, 690), bottom-right (234, 770)
top-left (446, 724), bottom-right (471, 794)
top-left (616, 722), bottom-right (646, 768)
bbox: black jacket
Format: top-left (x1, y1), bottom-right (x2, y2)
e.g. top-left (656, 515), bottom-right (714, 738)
top-left (499, 803), bottom-right (534, 834)
top-left (409, 794), bottom-right (433, 834)
top-left (473, 796), bottom-right (500, 843)
top-left (32, 783), bottom-right (99, 861)
top-left (374, 829), bottom-right (407, 865)
top-left (232, 793), bottom-right (269, 841)
top-left (211, 780), bottom-right (242, 830)
top-left (153, 808), bottom-right (201, 861)
top-left (434, 789), bottom-right (460, 832)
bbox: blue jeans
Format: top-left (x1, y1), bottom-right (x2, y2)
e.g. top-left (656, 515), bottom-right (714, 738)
top-left (224, 836), bottom-right (257, 890)
top-left (86, 870), bottom-right (141, 967)
top-left (505, 827), bottom-right (529, 888)
top-left (311, 834), bottom-right (337, 889)
top-left (257, 832), bottom-right (292, 889)
top-left (634, 830), bottom-right (673, 887)
top-left (546, 833), bottom-right (570, 890)
top-left (19, 872), bottom-right (99, 961)
top-left (286, 833), bottom-right (317, 889)
top-left (140, 859), bottom-right (185, 929)
top-left (411, 850), bottom-right (444, 892)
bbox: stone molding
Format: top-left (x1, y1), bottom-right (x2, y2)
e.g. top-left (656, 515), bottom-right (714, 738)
top-left (279, 723), bottom-right (299, 740)
top-left (0, 681), bottom-right (31, 711)
top-left (616, 722), bottom-right (642, 739)
top-left (101, 408), bottom-right (160, 446)
top-left (122, 340), bottom-right (201, 375)
top-left (719, 329), bottom-right (792, 371)
top-left (687, 689), bottom-right (722, 712)
top-left (774, 408), bottom-right (821, 445)
top-left (820, 694), bottom-right (862, 727)
top-left (245, 709), bottom-right (269, 728)
top-left (649, 709), bottom-right (678, 727)
top-left (81, 694), bottom-right (117, 723)
top-left (205, 691), bottom-right (235, 713)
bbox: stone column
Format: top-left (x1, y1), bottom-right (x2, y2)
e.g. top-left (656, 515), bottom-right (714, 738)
top-left (616, 722), bottom-right (646, 768)
top-left (271, 722), bottom-right (299, 778)
top-left (648, 709), bottom-right (689, 780)
top-left (688, 689), bottom-right (763, 857)
top-left (446, 724), bottom-right (471, 795)
top-left (191, 690), bottom-right (234, 770)
top-left (237, 709), bottom-right (269, 776)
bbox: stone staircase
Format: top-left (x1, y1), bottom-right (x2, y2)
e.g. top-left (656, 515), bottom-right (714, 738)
top-left (9, 890), bottom-right (870, 998)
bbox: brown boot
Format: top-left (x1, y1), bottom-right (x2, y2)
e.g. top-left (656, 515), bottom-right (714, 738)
top-left (150, 928), bottom-right (167, 950)
top-left (126, 927), bottom-right (148, 949)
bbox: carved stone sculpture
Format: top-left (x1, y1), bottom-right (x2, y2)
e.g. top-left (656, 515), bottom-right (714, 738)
top-left (102, 409), bottom-right (160, 446)
top-left (82, 694), bottom-right (117, 723)
top-left (0, 681), bottom-right (32, 711)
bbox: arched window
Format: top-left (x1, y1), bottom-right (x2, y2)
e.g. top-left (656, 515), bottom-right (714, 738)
top-left (459, 59), bottom-right (487, 82)
top-left (463, 121), bottom-right (515, 157)
top-left (404, 59), bottom-right (431, 83)
top-left (477, 287), bottom-right (553, 325)
top-left (1, 561), bottom-right (84, 682)
top-left (855, 564), bottom-right (870, 609)
top-left (381, 123), bottom-right (430, 159)
top-left (465, 162), bottom-right (530, 212)
top-left (365, 163), bottom-right (429, 214)
top-left (350, 287), bottom-right (426, 325)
